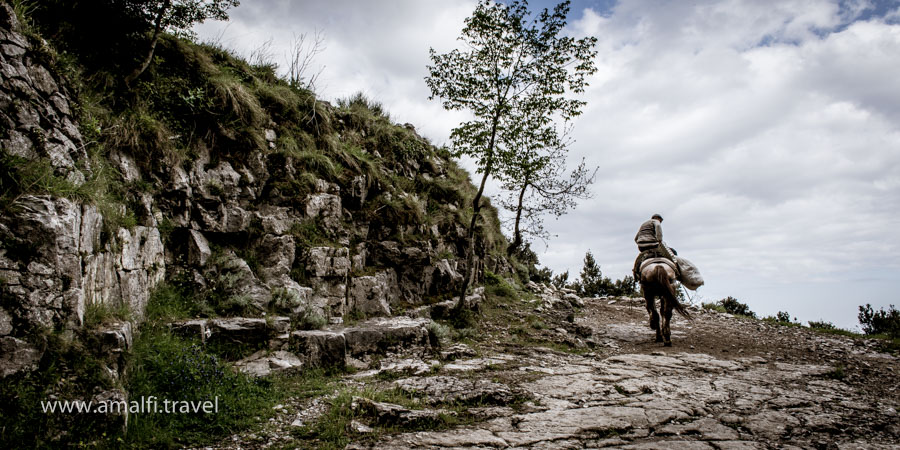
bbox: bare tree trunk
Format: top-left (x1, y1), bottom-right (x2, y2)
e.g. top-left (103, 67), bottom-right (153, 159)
top-left (507, 172), bottom-right (530, 257)
top-left (454, 157), bottom-right (492, 314)
top-left (454, 101), bottom-right (503, 316)
top-left (124, 0), bottom-right (171, 88)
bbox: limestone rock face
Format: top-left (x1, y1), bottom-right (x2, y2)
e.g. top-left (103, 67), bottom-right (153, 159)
top-left (348, 271), bottom-right (398, 317)
top-left (0, 3), bottom-right (87, 183)
top-left (235, 350), bottom-right (304, 377)
top-left (305, 193), bottom-right (342, 230)
top-left (0, 196), bottom-right (164, 342)
top-left (307, 247), bottom-right (350, 278)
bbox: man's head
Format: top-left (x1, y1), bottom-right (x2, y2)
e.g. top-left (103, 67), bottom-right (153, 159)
top-left (651, 214), bottom-right (663, 222)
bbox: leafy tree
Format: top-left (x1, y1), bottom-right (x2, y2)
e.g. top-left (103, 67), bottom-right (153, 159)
top-left (775, 311), bottom-right (793, 323)
top-left (551, 270), bottom-right (569, 290)
top-left (500, 102), bottom-right (596, 256)
top-left (573, 250), bottom-right (635, 297)
top-left (576, 250), bottom-right (602, 297)
top-left (426, 0), bottom-right (596, 313)
top-left (124, 0), bottom-right (240, 86)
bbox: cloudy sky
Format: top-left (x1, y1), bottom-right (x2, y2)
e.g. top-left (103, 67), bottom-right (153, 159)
top-left (195, 0), bottom-right (900, 330)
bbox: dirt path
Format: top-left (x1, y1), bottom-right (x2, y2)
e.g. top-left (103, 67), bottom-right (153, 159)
top-left (354, 297), bottom-right (900, 449)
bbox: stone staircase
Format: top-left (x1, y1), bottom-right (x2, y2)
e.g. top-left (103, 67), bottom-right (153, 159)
top-left (168, 316), bottom-right (437, 377)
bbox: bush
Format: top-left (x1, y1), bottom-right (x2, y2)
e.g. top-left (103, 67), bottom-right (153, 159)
top-left (717, 296), bottom-right (756, 318)
top-left (858, 304), bottom-right (900, 338)
top-left (484, 271), bottom-right (516, 300)
top-left (808, 320), bottom-right (837, 331)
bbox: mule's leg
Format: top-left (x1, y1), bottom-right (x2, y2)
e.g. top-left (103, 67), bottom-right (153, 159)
top-left (662, 297), bottom-right (674, 347)
top-left (644, 293), bottom-right (659, 331)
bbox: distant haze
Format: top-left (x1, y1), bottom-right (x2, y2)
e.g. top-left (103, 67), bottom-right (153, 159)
top-left (195, 0), bottom-right (900, 331)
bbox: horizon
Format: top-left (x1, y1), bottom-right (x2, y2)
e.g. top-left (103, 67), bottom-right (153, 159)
top-left (194, 0), bottom-right (900, 331)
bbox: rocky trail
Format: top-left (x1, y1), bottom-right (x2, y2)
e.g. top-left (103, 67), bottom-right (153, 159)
top-left (216, 291), bottom-right (899, 449)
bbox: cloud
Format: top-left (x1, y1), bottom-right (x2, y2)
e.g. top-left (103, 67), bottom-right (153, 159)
top-left (194, 0), bottom-right (900, 326)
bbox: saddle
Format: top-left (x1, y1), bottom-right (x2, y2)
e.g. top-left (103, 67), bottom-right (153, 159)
top-left (640, 257), bottom-right (677, 273)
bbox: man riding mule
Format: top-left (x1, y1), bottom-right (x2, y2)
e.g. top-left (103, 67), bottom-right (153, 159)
top-left (632, 214), bottom-right (678, 283)
top-left (633, 214), bottom-right (691, 346)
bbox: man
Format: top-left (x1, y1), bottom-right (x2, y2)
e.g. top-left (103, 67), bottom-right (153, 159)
top-left (633, 214), bottom-right (678, 282)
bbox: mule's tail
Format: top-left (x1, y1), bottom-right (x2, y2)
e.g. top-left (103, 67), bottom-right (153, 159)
top-left (655, 266), bottom-right (692, 320)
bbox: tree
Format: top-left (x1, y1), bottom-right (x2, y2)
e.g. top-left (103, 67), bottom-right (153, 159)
top-left (124, 0), bottom-right (240, 86)
top-left (858, 303), bottom-right (900, 337)
top-left (576, 250), bottom-right (602, 297)
top-left (426, 0), bottom-right (597, 314)
top-left (551, 270), bottom-right (569, 290)
top-left (500, 120), bottom-right (596, 255)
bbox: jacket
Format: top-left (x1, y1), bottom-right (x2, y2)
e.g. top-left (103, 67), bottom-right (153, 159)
top-left (635, 219), bottom-right (663, 251)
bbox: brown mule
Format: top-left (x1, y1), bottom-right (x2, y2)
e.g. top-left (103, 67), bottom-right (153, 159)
top-left (639, 262), bottom-right (692, 346)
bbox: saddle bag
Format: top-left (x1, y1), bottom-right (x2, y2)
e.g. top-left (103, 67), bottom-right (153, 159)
top-left (675, 256), bottom-right (704, 290)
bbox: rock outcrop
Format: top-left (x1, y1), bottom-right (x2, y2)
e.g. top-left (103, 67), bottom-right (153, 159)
top-left (0, 0), bottom-right (505, 382)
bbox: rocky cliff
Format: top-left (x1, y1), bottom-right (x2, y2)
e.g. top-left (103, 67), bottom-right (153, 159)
top-left (0, 2), bottom-right (507, 382)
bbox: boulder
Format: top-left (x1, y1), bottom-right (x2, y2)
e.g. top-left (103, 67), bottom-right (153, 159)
top-left (256, 234), bottom-right (295, 281)
top-left (207, 317), bottom-right (290, 347)
top-left (290, 330), bottom-right (346, 367)
top-left (235, 350), bottom-right (304, 377)
top-left (0, 336), bottom-right (42, 377)
top-left (169, 319), bottom-right (211, 343)
top-left (305, 193), bottom-right (342, 229)
top-left (193, 201), bottom-right (252, 233)
top-left (428, 259), bottom-right (463, 295)
top-left (253, 206), bottom-right (295, 235)
top-left (343, 317), bottom-right (431, 357)
top-left (0, 307), bottom-right (12, 336)
top-left (352, 397), bottom-right (455, 427)
top-left (310, 278), bottom-right (347, 317)
top-left (187, 230), bottom-right (211, 267)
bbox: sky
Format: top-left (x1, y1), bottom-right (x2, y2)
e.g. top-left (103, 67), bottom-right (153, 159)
top-left (194, 0), bottom-right (900, 330)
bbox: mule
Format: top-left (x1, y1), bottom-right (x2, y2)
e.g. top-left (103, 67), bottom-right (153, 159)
top-left (640, 261), bottom-right (692, 346)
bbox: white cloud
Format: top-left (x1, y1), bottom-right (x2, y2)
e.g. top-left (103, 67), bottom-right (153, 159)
top-left (195, 0), bottom-right (900, 327)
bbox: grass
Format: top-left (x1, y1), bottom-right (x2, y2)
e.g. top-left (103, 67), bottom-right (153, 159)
top-left (0, 331), bottom-right (117, 448)
top-left (121, 282), bottom-right (349, 448)
top-left (83, 300), bottom-right (132, 329)
top-left (292, 385), bottom-right (473, 449)
top-left (822, 365), bottom-right (846, 381)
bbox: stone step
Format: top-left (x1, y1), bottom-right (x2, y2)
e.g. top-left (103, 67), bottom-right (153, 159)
top-left (168, 316), bottom-right (436, 377)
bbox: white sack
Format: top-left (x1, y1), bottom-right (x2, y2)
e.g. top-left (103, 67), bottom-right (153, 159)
top-left (675, 256), bottom-right (704, 290)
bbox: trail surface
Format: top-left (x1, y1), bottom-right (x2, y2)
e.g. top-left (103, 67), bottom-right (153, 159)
top-left (222, 296), bottom-right (900, 449)
top-left (362, 297), bottom-right (899, 449)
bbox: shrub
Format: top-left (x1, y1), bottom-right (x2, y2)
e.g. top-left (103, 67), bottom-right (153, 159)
top-left (717, 296), bottom-right (756, 318)
top-left (484, 271), bottom-right (516, 300)
top-left (294, 306), bottom-right (328, 331)
top-left (858, 304), bottom-right (900, 338)
top-left (426, 321), bottom-right (451, 348)
top-left (808, 320), bottom-right (837, 331)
